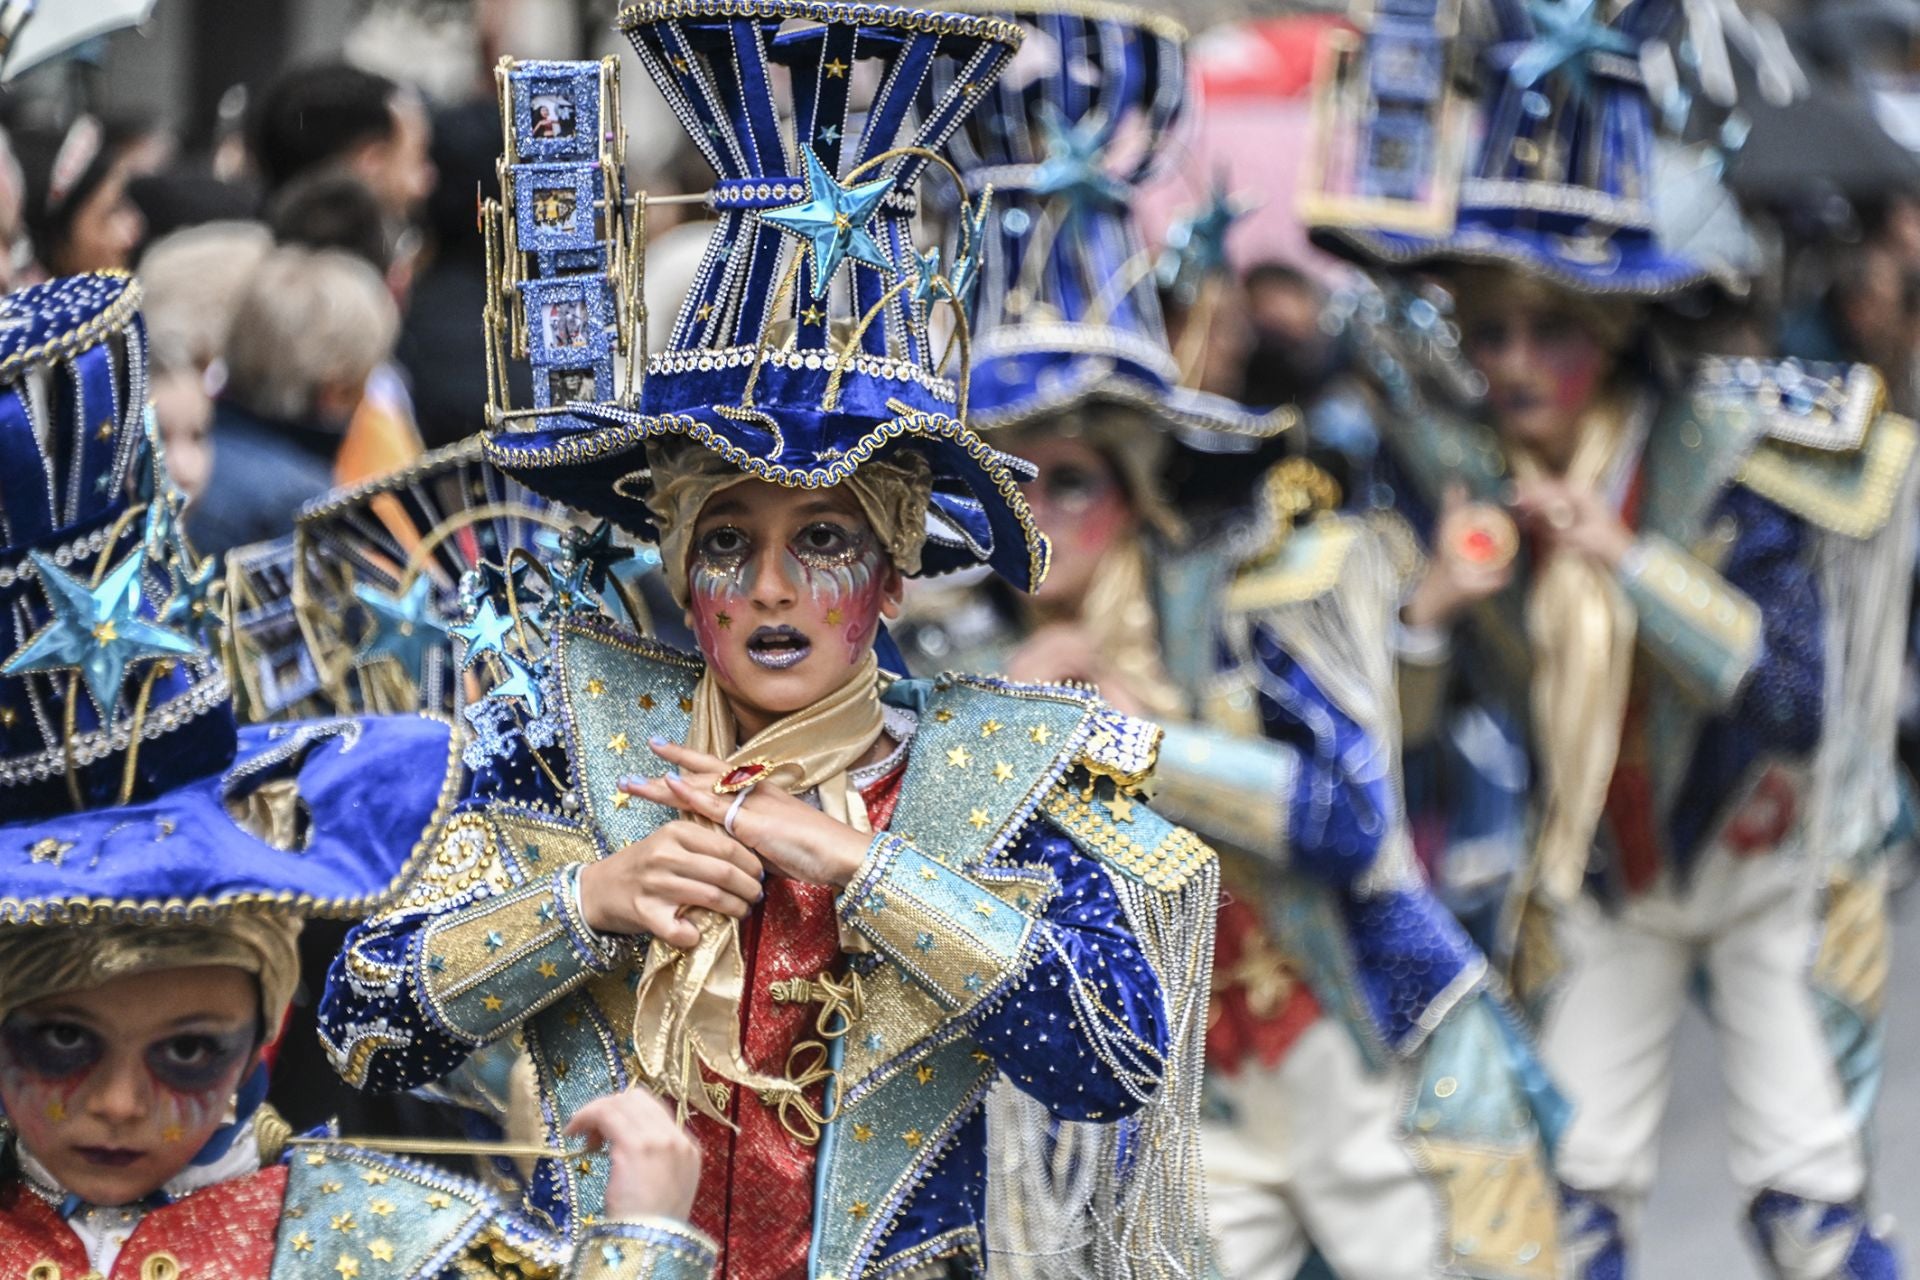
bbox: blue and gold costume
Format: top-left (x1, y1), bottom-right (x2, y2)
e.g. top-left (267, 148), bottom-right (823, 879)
top-left (1310, 0), bottom-right (1915, 1273)
top-left (319, 6), bottom-right (1215, 1277)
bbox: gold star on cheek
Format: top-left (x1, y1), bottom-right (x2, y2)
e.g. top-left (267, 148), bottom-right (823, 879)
top-left (291, 1232), bottom-right (314, 1253)
top-left (537, 960), bottom-right (560, 980)
top-left (915, 1063), bottom-right (935, 1086)
top-left (946, 746), bottom-right (972, 769)
top-left (714, 611), bottom-right (731, 629)
top-left (993, 761), bottom-right (1014, 784)
top-left (368, 1240), bottom-right (395, 1263)
top-left (44, 1100), bottom-right (64, 1122)
top-left (161, 1124), bottom-right (183, 1142)
top-left (980, 720), bottom-right (1002, 738)
top-left (825, 607), bottom-right (843, 625)
top-left (608, 732), bottom-right (629, 755)
top-left (1028, 725), bottom-right (1051, 745)
top-left (1108, 796), bottom-right (1135, 823)
top-left (852, 1123), bottom-right (874, 1143)
top-left (586, 677), bottom-right (606, 697)
top-left (482, 994), bottom-right (504, 1012)
top-left (968, 808), bottom-right (989, 830)
top-left (901, 1128), bottom-right (923, 1149)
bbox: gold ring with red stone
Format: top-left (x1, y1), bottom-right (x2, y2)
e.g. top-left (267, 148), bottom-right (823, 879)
top-left (714, 759), bottom-right (777, 795)
top-left (1452, 505), bottom-right (1520, 572)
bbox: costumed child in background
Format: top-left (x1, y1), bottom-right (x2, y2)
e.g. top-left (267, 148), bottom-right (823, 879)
top-left (0, 272), bottom-right (716, 1280)
top-left (894, 6), bottom-right (1565, 1278)
top-left (320, 8), bottom-right (1217, 1279)
top-left (1310, 0), bottom-right (1915, 1273)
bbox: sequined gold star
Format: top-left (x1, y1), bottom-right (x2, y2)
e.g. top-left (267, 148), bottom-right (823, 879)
top-left (611, 789), bottom-right (632, 810)
top-left (608, 732), bottom-right (629, 755)
top-left (368, 1240), bottom-right (395, 1263)
top-left (1028, 725), bottom-right (1051, 745)
top-left (915, 1063), bottom-right (935, 1086)
top-left (901, 1128), bottom-right (923, 1148)
top-left (291, 1232), bottom-right (314, 1253)
top-left (849, 1200), bottom-right (869, 1219)
top-left (538, 961), bottom-right (560, 980)
top-left (852, 1123), bottom-right (874, 1143)
top-left (305, 1153), bottom-right (328, 1167)
top-left (946, 746), bottom-right (971, 769)
top-left (934, 708), bottom-right (954, 723)
top-left (586, 677), bottom-right (606, 696)
top-left (801, 305), bottom-right (824, 326)
top-left (426, 1193), bottom-right (452, 1211)
top-left (695, 303), bottom-right (714, 321)
top-left (359, 1169), bottom-right (388, 1186)
top-left (335, 1257), bottom-right (360, 1279)
top-left (320, 1181), bottom-right (343, 1195)
top-left (482, 994), bottom-right (504, 1012)
top-left (370, 1200), bottom-right (395, 1217)
top-left (638, 693), bottom-right (656, 711)
top-left (992, 761), bottom-right (1014, 784)
top-left (968, 808), bottom-right (988, 830)
top-left (825, 57), bottom-right (849, 77)
top-left (972, 900), bottom-right (994, 918)
top-left (981, 720), bottom-right (1003, 738)
top-left (331, 1211), bottom-right (357, 1233)
top-left (1108, 796), bottom-right (1135, 823)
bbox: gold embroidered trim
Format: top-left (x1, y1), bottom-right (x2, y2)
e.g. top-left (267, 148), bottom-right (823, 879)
top-left (1738, 413), bottom-right (1919, 541)
top-left (1040, 789), bottom-right (1214, 893)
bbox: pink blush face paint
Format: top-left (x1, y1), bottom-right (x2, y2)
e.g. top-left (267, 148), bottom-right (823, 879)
top-left (790, 536), bottom-right (887, 663)
top-left (689, 556), bottom-right (752, 684)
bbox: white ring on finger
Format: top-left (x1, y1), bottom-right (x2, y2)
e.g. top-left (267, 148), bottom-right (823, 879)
top-left (723, 784), bottom-right (755, 839)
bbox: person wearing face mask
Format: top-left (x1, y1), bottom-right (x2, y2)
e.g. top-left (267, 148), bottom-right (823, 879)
top-left (0, 271), bottom-right (716, 1280)
top-left (319, 21), bottom-right (1215, 1280)
top-left (1311, 1), bottom-right (1916, 1274)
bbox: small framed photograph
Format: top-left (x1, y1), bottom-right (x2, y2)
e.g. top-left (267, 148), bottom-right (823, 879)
top-left (547, 366), bottom-right (598, 404)
top-left (513, 163), bottom-right (599, 251)
top-left (508, 60), bottom-right (603, 162)
top-left (520, 276), bottom-right (613, 365)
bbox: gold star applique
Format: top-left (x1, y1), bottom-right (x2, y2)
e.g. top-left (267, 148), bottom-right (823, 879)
top-left (305, 1153), bottom-right (328, 1167)
top-left (537, 961), bottom-right (560, 980)
top-left (934, 708), bottom-right (954, 723)
top-left (695, 302), bottom-right (714, 321)
top-left (992, 761), bottom-right (1014, 784)
top-left (331, 1211), bottom-right (357, 1233)
top-left (319, 1181), bottom-right (343, 1196)
top-left (609, 732), bottom-right (629, 754)
top-left (1108, 796), bottom-right (1135, 823)
top-left (291, 1232), bottom-right (314, 1253)
top-left (919, 866), bottom-right (937, 881)
top-left (576, 1157), bottom-right (594, 1175)
top-left (359, 1169), bottom-right (388, 1186)
top-left (901, 1128), bottom-right (923, 1149)
top-left (679, 697), bottom-right (694, 713)
top-left (96, 419), bottom-right (114, 442)
top-left (946, 746), bottom-right (972, 769)
top-left (968, 808), bottom-right (988, 830)
top-left (370, 1200), bottom-right (395, 1217)
top-left (715, 611), bottom-right (732, 629)
top-left (980, 720), bottom-right (1003, 738)
top-left (368, 1240), bottom-right (395, 1263)
top-left (825, 57), bottom-right (849, 77)
top-left (972, 900), bottom-right (994, 918)
top-left (29, 838), bottom-right (73, 866)
top-left (801, 305), bottom-right (824, 326)
top-left (1028, 725), bottom-right (1051, 745)
top-left (45, 1100), bottom-right (64, 1122)
top-left (482, 994), bottom-right (504, 1012)
top-left (972, 1049), bottom-right (993, 1064)
top-left (611, 790), bottom-right (632, 810)
top-left (671, 55), bottom-right (690, 72)
top-left (915, 1063), bottom-right (935, 1086)
top-left (852, 1123), bottom-right (874, 1143)
top-left (638, 693), bottom-right (656, 711)
top-left (426, 1193), bottom-right (452, 1211)
top-left (849, 1201), bottom-right (869, 1220)
top-left (335, 1257), bottom-right (360, 1279)
top-left (586, 678), bottom-right (606, 697)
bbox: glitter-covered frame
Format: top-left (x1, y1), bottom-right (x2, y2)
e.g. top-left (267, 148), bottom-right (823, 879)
top-left (519, 275), bottom-right (614, 365)
top-left (513, 163), bottom-right (602, 252)
top-left (535, 356), bottom-right (616, 410)
top-left (537, 246), bottom-right (609, 278)
top-left (509, 61), bottom-right (604, 164)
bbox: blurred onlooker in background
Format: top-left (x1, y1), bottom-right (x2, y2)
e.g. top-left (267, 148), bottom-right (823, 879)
top-left (187, 246), bottom-right (398, 556)
top-left (1242, 261), bottom-right (1339, 408)
top-left (137, 221), bottom-right (274, 505)
top-left (266, 168), bottom-right (425, 484)
top-left (249, 63), bottom-right (434, 226)
top-left (15, 115), bottom-right (145, 276)
top-left (1780, 241), bottom-right (1920, 413)
top-left (0, 128), bottom-right (28, 294)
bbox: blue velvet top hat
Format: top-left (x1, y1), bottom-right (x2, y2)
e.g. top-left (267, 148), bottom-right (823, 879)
top-left (1310, 0), bottom-right (1748, 300)
top-left (939, 1), bottom-right (1292, 451)
top-left (0, 273), bottom-right (458, 924)
top-left (482, 0), bottom-right (1052, 591)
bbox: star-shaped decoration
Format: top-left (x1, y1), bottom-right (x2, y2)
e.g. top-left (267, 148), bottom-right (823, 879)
top-left (335, 1257), bottom-right (360, 1279)
top-left (992, 761), bottom-right (1015, 784)
top-left (358, 1169), bottom-right (388, 1186)
top-left (1108, 795), bottom-right (1135, 822)
top-left (852, 1123), bottom-right (874, 1142)
top-left (331, 1211), bottom-right (357, 1233)
top-left (825, 57), bottom-right (849, 78)
top-left (800, 306), bottom-right (824, 327)
top-left (353, 576), bottom-right (450, 685)
top-left (900, 1128), bottom-right (922, 1149)
top-left (291, 1232), bottom-right (314, 1253)
top-left (933, 708), bottom-right (953, 723)
top-left (426, 1192), bottom-right (452, 1210)
top-left (452, 597), bottom-right (515, 671)
top-left (1158, 179), bottom-right (1243, 301)
top-left (369, 1200), bottom-right (395, 1217)
top-left (946, 745), bottom-right (972, 769)
top-left (488, 652), bottom-right (546, 718)
top-left (714, 611), bottom-right (732, 630)
top-left (482, 994), bottom-right (504, 1012)
top-left (972, 900), bottom-right (995, 919)
top-left (980, 720), bottom-right (1003, 738)
top-left (29, 838), bottom-right (73, 866)
top-left (474, 557), bottom-right (533, 611)
top-left (1031, 105), bottom-right (1126, 216)
top-left (915, 1063), bottom-right (935, 1085)
top-left (1509, 0), bottom-right (1638, 99)
top-left (562, 520), bottom-right (624, 594)
top-left (911, 246), bottom-right (943, 309)
top-left (968, 808), bottom-right (989, 830)
top-left (817, 123), bottom-right (842, 145)
top-left (1028, 724), bottom-right (1051, 745)
top-left (762, 146), bottom-right (896, 298)
top-left (368, 1240), bottom-right (395, 1263)
top-left (538, 960), bottom-right (560, 979)
top-left (963, 972), bottom-right (984, 992)
top-left (609, 732), bottom-right (630, 754)
top-left (946, 193), bottom-right (991, 309)
top-left (4, 549), bottom-right (202, 713)
top-left (158, 552), bottom-right (222, 646)
top-left (849, 1200), bottom-right (869, 1219)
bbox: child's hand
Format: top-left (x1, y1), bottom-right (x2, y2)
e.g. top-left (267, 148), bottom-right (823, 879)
top-left (577, 821), bottom-right (764, 947)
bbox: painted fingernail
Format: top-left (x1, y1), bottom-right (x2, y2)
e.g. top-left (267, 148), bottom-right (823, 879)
top-left (665, 769), bottom-right (680, 782)
top-left (617, 774), bottom-right (645, 790)
top-left (649, 735), bottom-right (667, 748)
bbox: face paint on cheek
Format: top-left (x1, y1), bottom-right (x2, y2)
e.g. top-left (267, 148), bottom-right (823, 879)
top-left (795, 539), bottom-right (886, 662)
top-left (689, 558), bottom-right (752, 681)
top-left (1545, 339), bottom-right (1608, 416)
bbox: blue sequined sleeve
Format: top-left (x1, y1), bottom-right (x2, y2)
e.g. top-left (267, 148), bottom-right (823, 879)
top-left (1715, 487), bottom-right (1824, 746)
top-left (840, 820), bottom-right (1169, 1121)
top-left (320, 910), bottom-right (479, 1093)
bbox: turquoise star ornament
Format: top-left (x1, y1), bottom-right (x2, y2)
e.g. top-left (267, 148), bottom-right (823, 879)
top-left (4, 549), bottom-right (203, 713)
top-left (488, 651), bottom-right (546, 718)
top-left (912, 246), bottom-right (943, 309)
top-left (761, 146), bottom-right (896, 298)
top-left (352, 575), bottom-right (451, 683)
top-left (1510, 0), bottom-right (1639, 98)
top-left (452, 596), bottom-right (515, 670)
top-left (159, 552), bottom-right (223, 646)
top-left (1031, 105), bottom-right (1126, 215)
top-left (1159, 181), bottom-right (1244, 300)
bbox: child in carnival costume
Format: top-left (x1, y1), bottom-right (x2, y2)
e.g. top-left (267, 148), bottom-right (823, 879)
top-left (897, 5), bottom-right (1566, 1277)
top-left (1310, 0), bottom-right (1915, 1274)
top-left (319, 5), bottom-right (1217, 1278)
top-left (0, 272), bottom-right (718, 1280)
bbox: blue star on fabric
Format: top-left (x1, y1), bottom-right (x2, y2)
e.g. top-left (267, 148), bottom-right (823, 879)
top-left (947, 193), bottom-right (992, 309)
top-left (452, 597), bottom-right (515, 671)
top-left (762, 146), bottom-right (896, 298)
top-left (911, 246), bottom-right (942, 309)
top-left (473, 557), bottom-right (533, 611)
top-left (562, 520), bottom-right (623, 594)
top-left (489, 652), bottom-right (546, 718)
top-left (353, 576), bottom-right (451, 684)
top-left (1158, 181), bottom-right (1241, 297)
top-left (1509, 0), bottom-right (1639, 96)
top-left (159, 552), bottom-right (222, 645)
top-left (1031, 106), bottom-right (1125, 215)
top-left (3, 549), bottom-right (202, 712)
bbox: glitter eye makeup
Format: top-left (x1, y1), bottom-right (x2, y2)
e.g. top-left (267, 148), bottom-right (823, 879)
top-left (1, 1017), bottom-right (104, 1081)
top-left (790, 522), bottom-right (868, 569)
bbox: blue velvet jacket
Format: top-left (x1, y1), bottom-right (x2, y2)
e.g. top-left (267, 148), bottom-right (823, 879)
top-left (320, 620), bottom-right (1203, 1278)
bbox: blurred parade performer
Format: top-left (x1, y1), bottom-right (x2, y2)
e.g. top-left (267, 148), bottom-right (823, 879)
top-left (319, 11), bottom-right (1216, 1279)
top-left (898, 5), bottom-right (1564, 1277)
top-left (0, 271), bottom-right (714, 1279)
top-left (1309, 0), bottom-right (1914, 1274)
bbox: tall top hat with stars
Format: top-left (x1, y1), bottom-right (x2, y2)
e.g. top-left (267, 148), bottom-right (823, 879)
top-left (483, 0), bottom-right (1053, 591)
top-left (939, 0), bottom-right (1292, 450)
top-left (1308, 0), bottom-right (1750, 298)
top-left (0, 273), bottom-right (457, 924)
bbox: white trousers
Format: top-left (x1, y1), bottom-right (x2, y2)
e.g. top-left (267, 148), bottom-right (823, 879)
top-left (1537, 848), bottom-right (1867, 1217)
top-left (1203, 1019), bottom-right (1444, 1280)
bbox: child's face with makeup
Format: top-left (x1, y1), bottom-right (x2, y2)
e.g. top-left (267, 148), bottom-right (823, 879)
top-left (686, 479), bottom-right (902, 738)
top-left (1462, 296), bottom-right (1615, 467)
top-left (0, 967), bottom-right (261, 1206)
